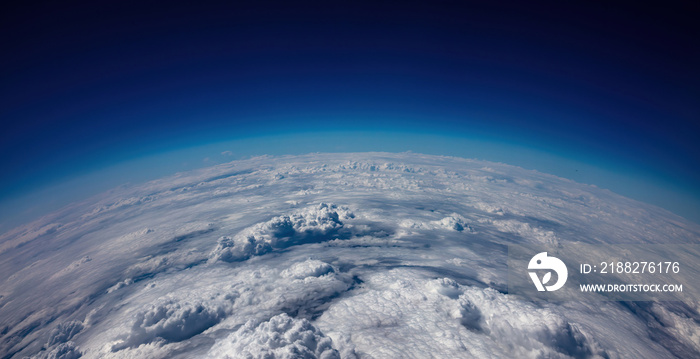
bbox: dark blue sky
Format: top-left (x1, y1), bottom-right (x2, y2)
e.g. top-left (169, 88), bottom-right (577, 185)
top-left (1, 1), bottom-right (699, 223)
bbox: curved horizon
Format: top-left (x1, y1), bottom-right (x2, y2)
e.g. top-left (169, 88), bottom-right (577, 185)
top-left (2, 136), bottom-right (699, 231)
top-left (1, 2), bottom-right (698, 227)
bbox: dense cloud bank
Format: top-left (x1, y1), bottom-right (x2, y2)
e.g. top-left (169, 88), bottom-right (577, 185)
top-left (0, 153), bottom-right (699, 358)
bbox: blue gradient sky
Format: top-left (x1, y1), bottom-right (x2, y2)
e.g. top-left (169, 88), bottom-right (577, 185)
top-left (1, 1), bottom-right (699, 227)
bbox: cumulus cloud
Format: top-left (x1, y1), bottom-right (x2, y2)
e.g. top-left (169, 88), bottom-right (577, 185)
top-left (33, 341), bottom-right (82, 359)
top-left (400, 214), bottom-right (472, 232)
top-left (317, 269), bottom-right (608, 358)
top-left (207, 313), bottom-right (339, 359)
top-left (104, 258), bottom-right (353, 357)
top-left (46, 321), bottom-right (84, 347)
top-left (281, 259), bottom-right (336, 279)
top-left (317, 270), bottom-right (481, 357)
top-left (111, 299), bottom-right (228, 351)
top-left (459, 285), bottom-right (608, 358)
top-left (209, 203), bottom-right (355, 262)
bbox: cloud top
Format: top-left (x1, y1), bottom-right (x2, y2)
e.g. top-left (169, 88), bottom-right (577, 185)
top-left (210, 203), bottom-right (355, 262)
top-left (208, 313), bottom-right (339, 359)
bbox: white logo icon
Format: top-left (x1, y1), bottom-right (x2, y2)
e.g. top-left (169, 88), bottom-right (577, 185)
top-left (528, 252), bottom-right (568, 291)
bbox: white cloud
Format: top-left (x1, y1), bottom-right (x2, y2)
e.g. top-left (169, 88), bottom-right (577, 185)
top-left (399, 214), bottom-right (472, 232)
top-left (46, 321), bottom-right (85, 347)
top-left (111, 298), bottom-right (228, 351)
top-left (33, 341), bottom-right (82, 359)
top-left (2, 153), bottom-right (699, 358)
top-left (209, 203), bottom-right (355, 262)
top-left (282, 259), bottom-right (336, 279)
top-left (317, 269), bottom-right (608, 358)
top-left (207, 313), bottom-right (340, 359)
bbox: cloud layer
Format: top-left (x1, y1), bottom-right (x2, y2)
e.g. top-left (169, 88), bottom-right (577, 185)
top-left (0, 153), bottom-right (698, 358)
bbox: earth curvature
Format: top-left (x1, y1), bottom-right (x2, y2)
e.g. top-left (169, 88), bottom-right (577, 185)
top-left (1, 152), bottom-right (699, 358)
